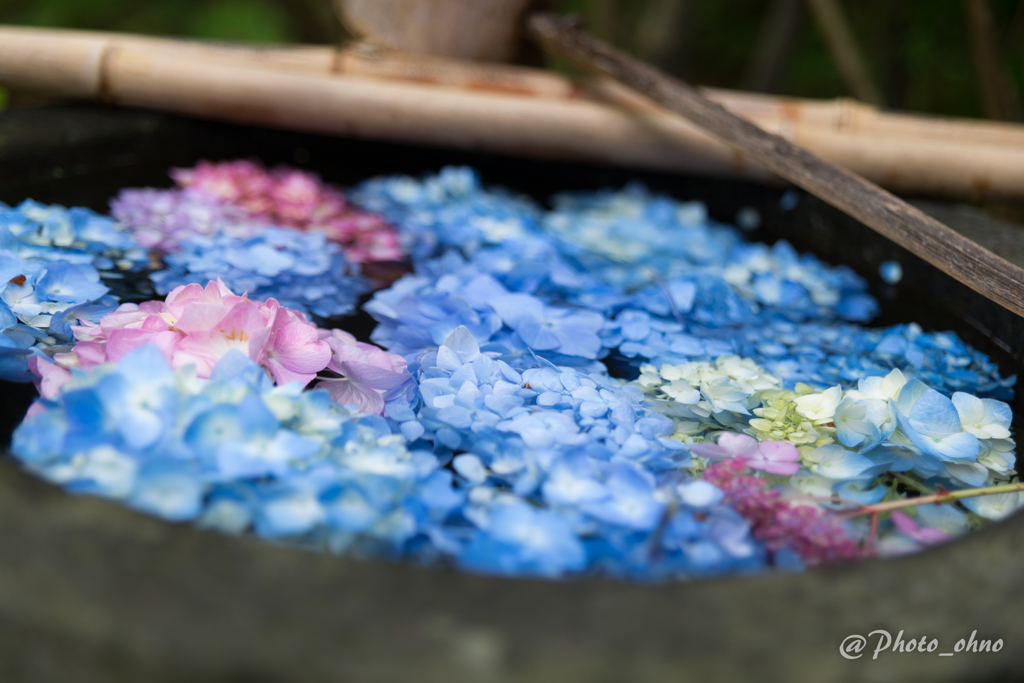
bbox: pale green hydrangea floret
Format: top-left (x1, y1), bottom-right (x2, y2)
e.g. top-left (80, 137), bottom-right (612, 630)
top-left (793, 385), bottom-right (843, 423)
top-left (637, 356), bottom-right (781, 440)
top-left (747, 385), bottom-right (835, 448)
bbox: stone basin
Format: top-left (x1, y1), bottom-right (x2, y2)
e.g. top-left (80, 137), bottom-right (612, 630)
top-left (0, 104), bottom-right (1022, 683)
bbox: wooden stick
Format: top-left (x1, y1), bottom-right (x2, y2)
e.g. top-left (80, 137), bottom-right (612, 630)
top-left (840, 481), bottom-right (1024, 518)
top-left (527, 12), bottom-right (1024, 318)
top-left (803, 0), bottom-right (885, 106)
top-left (3, 26), bottom-right (1024, 199)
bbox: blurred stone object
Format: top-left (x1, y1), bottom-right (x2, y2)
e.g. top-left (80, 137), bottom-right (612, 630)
top-left (336, 0), bottom-right (534, 62)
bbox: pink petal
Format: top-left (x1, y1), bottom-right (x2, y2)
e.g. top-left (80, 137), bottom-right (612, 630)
top-left (213, 302), bottom-right (272, 361)
top-left (142, 315), bottom-right (169, 331)
top-left (761, 461), bottom-right (801, 476)
top-left (717, 432), bottom-right (760, 458)
top-left (173, 302), bottom-right (234, 334)
top-left (106, 329), bottom-right (181, 364)
top-left (891, 511), bottom-right (950, 545)
top-left (164, 283), bottom-right (206, 318)
top-left (320, 378), bottom-right (385, 415)
top-left (335, 361), bottom-right (411, 391)
top-left (172, 333), bottom-right (224, 378)
top-left (28, 356), bottom-right (71, 400)
top-left (757, 440), bottom-right (801, 463)
top-left (689, 443), bottom-right (728, 459)
top-left (914, 527), bottom-right (950, 544)
top-left (73, 341), bottom-right (108, 369)
top-left (25, 399), bottom-right (48, 420)
top-left (890, 510), bottom-right (918, 535)
top-left (265, 321), bottom-right (331, 385)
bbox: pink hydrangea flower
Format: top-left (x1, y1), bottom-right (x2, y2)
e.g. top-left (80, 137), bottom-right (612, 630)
top-left (314, 328), bottom-right (412, 416)
top-left (704, 457), bottom-right (864, 567)
top-left (171, 160), bottom-right (404, 263)
top-left (690, 432), bottom-right (801, 476)
top-left (30, 280), bottom-right (331, 399)
top-left (110, 187), bottom-right (264, 253)
top-left (890, 511), bottom-right (950, 545)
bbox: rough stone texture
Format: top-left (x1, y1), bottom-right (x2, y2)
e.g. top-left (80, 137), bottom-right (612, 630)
top-left (1, 105), bottom-right (1023, 682)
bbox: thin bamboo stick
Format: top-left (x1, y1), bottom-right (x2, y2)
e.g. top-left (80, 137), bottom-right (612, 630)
top-left (527, 12), bottom-right (1024, 318)
top-left (2, 26), bottom-right (1024, 198)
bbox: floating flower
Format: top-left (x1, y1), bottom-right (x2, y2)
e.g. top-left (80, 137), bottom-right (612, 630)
top-left (951, 393), bottom-right (1012, 440)
top-left (315, 328), bottom-right (413, 415)
top-left (890, 511), bottom-right (949, 546)
top-left (793, 385), bottom-right (843, 423)
top-left (894, 379), bottom-right (980, 462)
top-left (14, 345), bottom-right (461, 548)
top-left (110, 187), bottom-right (266, 254)
top-left (0, 201), bottom-right (148, 380)
top-left (690, 433), bottom-right (801, 475)
top-left (150, 227), bottom-right (370, 319)
top-left (703, 457), bottom-right (864, 567)
top-left (30, 280), bottom-right (331, 397)
top-left (172, 160), bottom-right (403, 263)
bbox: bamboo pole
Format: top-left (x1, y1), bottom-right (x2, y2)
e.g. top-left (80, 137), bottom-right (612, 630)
top-left (4, 25), bottom-right (1024, 149)
top-left (98, 45), bottom-right (775, 182)
top-left (2, 26), bottom-right (1024, 198)
top-left (527, 12), bottom-right (1024, 319)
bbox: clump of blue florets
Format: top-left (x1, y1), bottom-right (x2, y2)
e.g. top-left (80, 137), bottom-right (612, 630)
top-left (12, 341), bottom-right (761, 579)
top-left (0, 201), bottom-right (148, 380)
top-left (11, 344), bottom-right (462, 551)
top-left (151, 227), bottom-right (371, 319)
top-left (353, 168), bottom-right (1010, 398)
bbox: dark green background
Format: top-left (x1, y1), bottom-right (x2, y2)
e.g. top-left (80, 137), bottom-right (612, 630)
top-left (0, 0), bottom-right (1021, 119)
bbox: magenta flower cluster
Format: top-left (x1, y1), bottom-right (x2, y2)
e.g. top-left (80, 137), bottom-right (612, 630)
top-left (703, 457), bottom-right (864, 567)
top-left (172, 160), bottom-right (403, 263)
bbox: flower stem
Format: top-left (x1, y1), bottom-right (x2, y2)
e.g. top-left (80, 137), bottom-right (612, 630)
top-left (842, 481), bottom-right (1024, 517)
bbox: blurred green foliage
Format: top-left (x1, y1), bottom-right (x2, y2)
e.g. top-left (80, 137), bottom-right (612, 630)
top-left (0, 0), bottom-right (1021, 120)
top-left (0, 0), bottom-right (339, 43)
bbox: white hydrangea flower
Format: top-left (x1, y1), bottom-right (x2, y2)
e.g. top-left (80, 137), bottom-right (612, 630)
top-left (979, 449), bottom-right (1015, 477)
top-left (846, 368), bottom-right (906, 403)
top-left (952, 393), bottom-right (1013, 440)
top-left (793, 385), bottom-right (843, 423)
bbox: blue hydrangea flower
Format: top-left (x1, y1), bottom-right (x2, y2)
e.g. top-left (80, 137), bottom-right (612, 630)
top-left (0, 200), bottom-right (152, 380)
top-left (1, 200), bottom-right (146, 267)
top-left (12, 345), bottom-right (463, 551)
top-left (351, 166), bottom-right (542, 261)
top-left (151, 227), bottom-right (371, 319)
